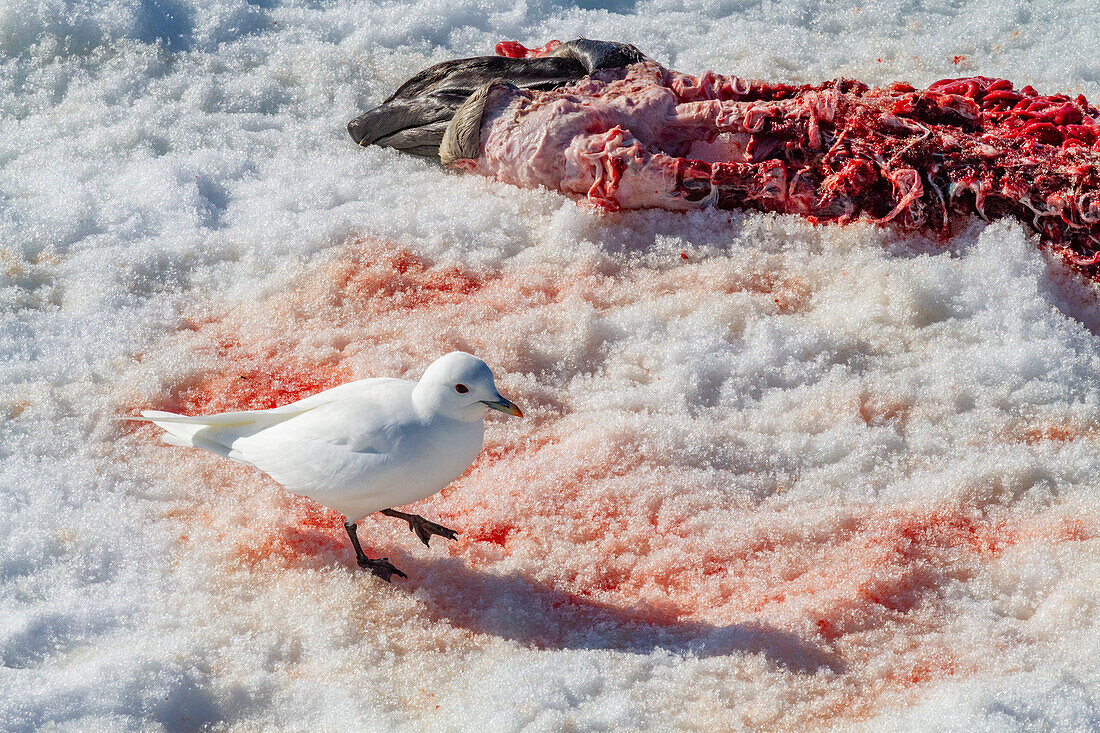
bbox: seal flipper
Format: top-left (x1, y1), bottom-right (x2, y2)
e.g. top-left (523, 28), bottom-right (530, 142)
top-left (349, 40), bottom-right (651, 159)
top-left (348, 57), bottom-right (585, 154)
top-left (348, 92), bottom-right (466, 151)
top-left (439, 82), bottom-right (515, 166)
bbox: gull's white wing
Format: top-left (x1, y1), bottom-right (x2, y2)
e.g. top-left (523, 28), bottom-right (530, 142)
top-left (228, 382), bottom-right (420, 509)
top-left (230, 438), bottom-right (396, 500)
top-left (134, 378), bottom-right (409, 460)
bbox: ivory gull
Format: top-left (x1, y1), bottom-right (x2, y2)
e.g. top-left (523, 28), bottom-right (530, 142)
top-left (131, 352), bottom-right (522, 581)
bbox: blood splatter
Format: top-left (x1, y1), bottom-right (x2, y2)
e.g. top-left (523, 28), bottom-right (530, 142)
top-left (234, 497), bottom-right (348, 569)
top-left (135, 240), bottom-right (1097, 728)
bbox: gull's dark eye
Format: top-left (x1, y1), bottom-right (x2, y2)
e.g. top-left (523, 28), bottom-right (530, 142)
top-left (454, 383), bottom-right (469, 394)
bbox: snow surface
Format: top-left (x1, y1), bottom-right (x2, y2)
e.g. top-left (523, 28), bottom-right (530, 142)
top-left (3, 0), bottom-right (1100, 730)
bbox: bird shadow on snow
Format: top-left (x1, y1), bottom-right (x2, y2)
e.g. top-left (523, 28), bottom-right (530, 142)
top-left (267, 519), bottom-right (837, 672)
top-left (374, 553), bottom-right (843, 673)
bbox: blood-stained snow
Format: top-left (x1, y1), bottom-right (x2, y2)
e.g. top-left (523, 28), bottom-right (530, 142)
top-left (2, 1), bottom-right (1100, 730)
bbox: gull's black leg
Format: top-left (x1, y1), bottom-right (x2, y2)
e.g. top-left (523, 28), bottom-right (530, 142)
top-left (344, 520), bottom-right (406, 582)
top-left (380, 509), bottom-right (458, 547)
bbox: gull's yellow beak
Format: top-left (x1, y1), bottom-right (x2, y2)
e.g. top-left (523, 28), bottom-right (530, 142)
top-left (481, 396), bottom-right (523, 418)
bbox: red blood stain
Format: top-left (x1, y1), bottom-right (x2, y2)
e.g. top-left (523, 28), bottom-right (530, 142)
top-left (430, 434), bottom-right (1095, 697)
top-left (895, 655), bottom-right (957, 686)
top-left (953, 55), bottom-right (967, 65)
top-left (494, 39), bottom-right (562, 59)
top-left (440, 422), bottom-right (1096, 646)
top-left (463, 522), bottom-right (513, 546)
top-left (448, 459), bottom-right (1093, 650)
top-left (719, 271), bottom-right (812, 313)
top-left (332, 247), bottom-right (487, 311)
top-left (858, 394), bottom-right (911, 427)
top-left (815, 617), bottom-right (841, 641)
top-left (146, 236), bottom-right (1096, 602)
top-left (288, 497), bottom-right (345, 535)
top-left (469, 436), bottom-right (558, 469)
top-left (234, 497), bottom-right (348, 568)
top-left (140, 241), bottom-right (1099, 725)
top-left (139, 246), bottom-right (502, 418)
top-left (175, 351), bottom-right (349, 414)
top-left (1019, 424), bottom-right (1082, 444)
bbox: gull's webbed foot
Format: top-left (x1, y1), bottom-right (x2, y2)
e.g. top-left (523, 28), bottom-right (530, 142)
top-left (380, 508), bottom-right (459, 547)
top-left (409, 516), bottom-right (459, 546)
top-left (358, 556), bottom-right (408, 582)
top-left (344, 520), bottom-right (407, 582)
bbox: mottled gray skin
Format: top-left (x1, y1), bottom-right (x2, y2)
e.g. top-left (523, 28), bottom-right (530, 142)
top-left (348, 39), bottom-right (646, 159)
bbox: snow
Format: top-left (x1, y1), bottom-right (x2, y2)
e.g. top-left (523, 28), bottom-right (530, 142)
top-left (2, 0), bottom-right (1100, 730)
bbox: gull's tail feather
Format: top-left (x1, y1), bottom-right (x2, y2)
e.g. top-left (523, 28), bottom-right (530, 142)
top-left (123, 377), bottom-right (388, 459)
top-left (124, 407), bottom-right (314, 461)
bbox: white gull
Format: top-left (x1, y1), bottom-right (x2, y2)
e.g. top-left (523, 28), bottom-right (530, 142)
top-left (130, 351), bottom-right (523, 581)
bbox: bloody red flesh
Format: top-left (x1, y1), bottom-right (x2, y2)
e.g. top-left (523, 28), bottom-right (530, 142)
top-left (467, 42), bottom-right (1100, 275)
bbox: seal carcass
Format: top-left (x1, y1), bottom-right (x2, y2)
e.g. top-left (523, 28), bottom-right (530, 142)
top-left (350, 39), bottom-right (1100, 277)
